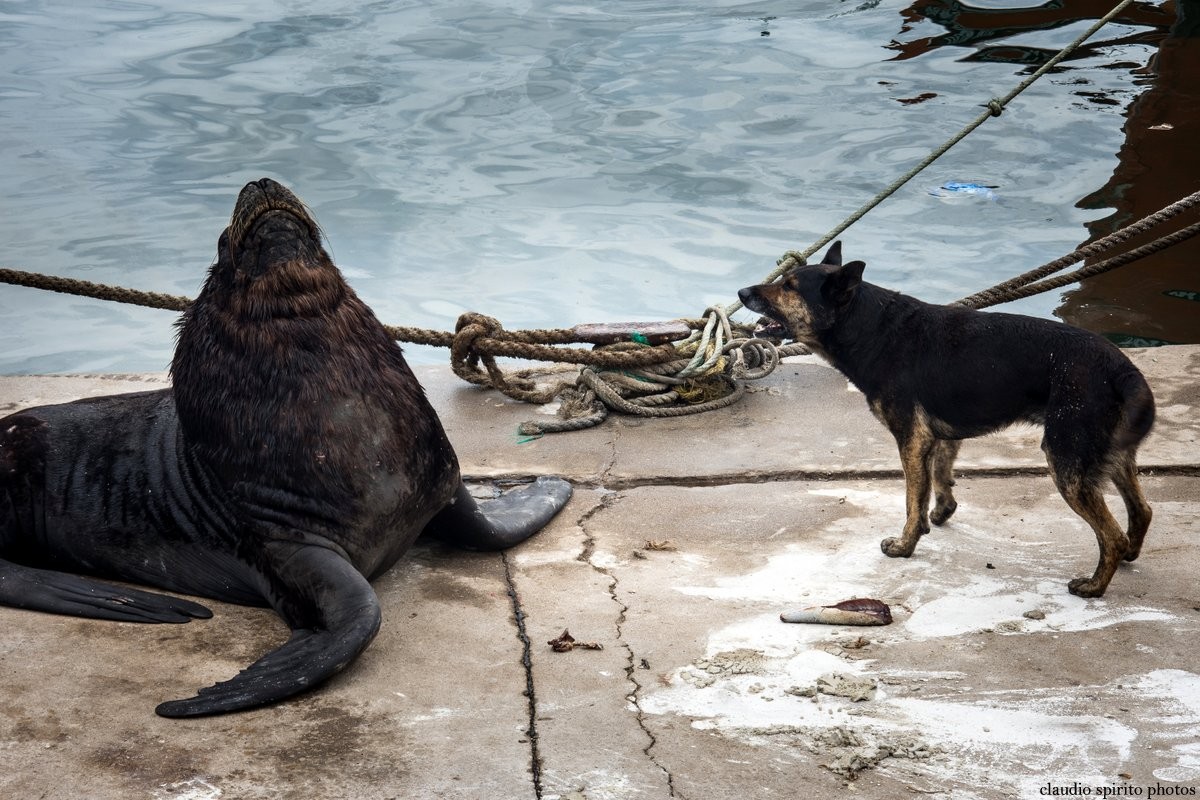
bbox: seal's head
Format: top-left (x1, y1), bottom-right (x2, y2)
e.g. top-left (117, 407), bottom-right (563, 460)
top-left (172, 178), bottom-right (437, 486)
top-left (227, 179), bottom-right (322, 273)
top-left (206, 177), bottom-right (343, 321)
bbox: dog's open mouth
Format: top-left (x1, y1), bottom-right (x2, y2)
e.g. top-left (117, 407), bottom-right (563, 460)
top-left (752, 316), bottom-right (789, 343)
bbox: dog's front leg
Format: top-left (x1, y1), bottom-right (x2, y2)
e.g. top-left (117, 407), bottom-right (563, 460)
top-left (881, 417), bottom-right (937, 558)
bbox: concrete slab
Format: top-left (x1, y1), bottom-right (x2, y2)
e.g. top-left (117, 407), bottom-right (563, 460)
top-left (0, 544), bottom-right (536, 799)
top-left (1, 345), bottom-right (1197, 799)
top-left (590, 477), bottom-right (1200, 799)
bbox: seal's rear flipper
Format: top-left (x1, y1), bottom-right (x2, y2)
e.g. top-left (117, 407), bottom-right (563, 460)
top-left (423, 476), bottom-right (572, 551)
top-left (155, 543), bottom-right (381, 718)
top-left (0, 559), bottom-right (212, 623)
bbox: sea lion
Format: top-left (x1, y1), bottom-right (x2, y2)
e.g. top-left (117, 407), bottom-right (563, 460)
top-left (0, 178), bottom-right (572, 717)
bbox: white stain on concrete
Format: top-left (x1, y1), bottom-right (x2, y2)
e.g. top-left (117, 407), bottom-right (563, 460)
top-left (152, 778), bottom-right (221, 800)
top-left (640, 484), bottom-right (1191, 795)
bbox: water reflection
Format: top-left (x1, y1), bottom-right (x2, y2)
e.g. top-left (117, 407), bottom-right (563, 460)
top-left (890, 0), bottom-right (1170, 63)
top-left (1069, 0), bottom-right (1200, 345)
top-left (890, 0), bottom-right (1199, 345)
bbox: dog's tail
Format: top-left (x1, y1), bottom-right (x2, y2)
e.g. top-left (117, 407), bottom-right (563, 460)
top-left (1114, 367), bottom-right (1156, 451)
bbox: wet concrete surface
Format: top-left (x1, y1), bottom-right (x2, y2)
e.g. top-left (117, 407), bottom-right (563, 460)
top-left (0, 346), bottom-right (1197, 799)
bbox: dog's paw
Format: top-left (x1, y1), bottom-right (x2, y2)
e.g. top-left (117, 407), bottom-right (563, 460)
top-left (880, 537), bottom-right (915, 558)
top-left (1067, 577), bottom-right (1107, 598)
top-left (930, 499), bottom-right (957, 526)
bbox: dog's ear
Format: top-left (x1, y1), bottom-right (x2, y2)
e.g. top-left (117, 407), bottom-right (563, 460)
top-left (823, 260), bottom-right (865, 306)
top-left (820, 241), bottom-right (843, 266)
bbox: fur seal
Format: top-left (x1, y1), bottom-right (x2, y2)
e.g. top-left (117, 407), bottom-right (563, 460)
top-left (0, 178), bottom-right (572, 717)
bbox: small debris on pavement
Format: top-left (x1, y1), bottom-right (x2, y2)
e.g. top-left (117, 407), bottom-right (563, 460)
top-left (780, 598), bottom-right (893, 626)
top-left (547, 629), bottom-right (603, 653)
top-left (816, 672), bottom-right (878, 702)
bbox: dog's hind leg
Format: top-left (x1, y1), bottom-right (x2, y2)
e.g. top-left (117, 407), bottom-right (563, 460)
top-left (1059, 481), bottom-right (1129, 598)
top-left (929, 439), bottom-right (961, 526)
top-left (1045, 453), bottom-right (1130, 597)
top-left (1111, 454), bottom-right (1152, 562)
top-left (881, 416), bottom-right (937, 558)
top-left (1043, 375), bottom-right (1148, 596)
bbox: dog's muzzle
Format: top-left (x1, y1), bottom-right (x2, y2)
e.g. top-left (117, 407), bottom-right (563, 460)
top-left (737, 286), bottom-right (763, 312)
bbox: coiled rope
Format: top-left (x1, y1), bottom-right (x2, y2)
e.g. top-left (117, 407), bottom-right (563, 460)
top-left (2, 0), bottom-right (1194, 435)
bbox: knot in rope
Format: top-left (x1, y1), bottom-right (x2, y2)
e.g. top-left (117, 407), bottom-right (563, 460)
top-left (450, 312), bottom-right (500, 384)
top-left (452, 311), bottom-right (503, 356)
top-left (776, 251), bottom-right (807, 268)
top-left (451, 313), bottom-right (563, 403)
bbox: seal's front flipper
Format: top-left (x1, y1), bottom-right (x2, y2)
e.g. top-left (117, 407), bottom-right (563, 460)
top-left (0, 558), bottom-right (211, 623)
top-left (423, 477), bottom-right (572, 551)
top-left (155, 543), bottom-right (380, 718)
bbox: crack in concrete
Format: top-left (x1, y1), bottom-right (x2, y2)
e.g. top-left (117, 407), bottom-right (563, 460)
top-left (465, 464), bottom-right (1193, 493)
top-left (577, 494), bottom-right (678, 798)
top-left (601, 464), bottom-right (1193, 488)
top-left (501, 551), bottom-right (543, 800)
top-left (599, 417), bottom-right (621, 485)
top-left (503, 490), bottom-right (623, 800)
top-left (614, 586), bottom-right (677, 799)
top-left (574, 493), bottom-right (614, 566)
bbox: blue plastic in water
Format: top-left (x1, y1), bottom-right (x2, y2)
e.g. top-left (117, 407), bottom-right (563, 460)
top-left (929, 181), bottom-right (999, 200)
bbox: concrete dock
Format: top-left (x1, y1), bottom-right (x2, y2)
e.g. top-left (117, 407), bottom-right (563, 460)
top-left (1, 346), bottom-right (1197, 800)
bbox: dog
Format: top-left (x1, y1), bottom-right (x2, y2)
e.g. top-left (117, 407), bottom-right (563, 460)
top-left (738, 242), bottom-right (1155, 597)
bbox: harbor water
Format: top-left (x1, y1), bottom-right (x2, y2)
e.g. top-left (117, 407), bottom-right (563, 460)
top-left (0, 0), bottom-right (1195, 374)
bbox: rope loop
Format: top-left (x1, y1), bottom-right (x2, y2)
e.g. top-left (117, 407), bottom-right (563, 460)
top-left (728, 337), bottom-right (782, 382)
top-left (677, 305), bottom-right (733, 378)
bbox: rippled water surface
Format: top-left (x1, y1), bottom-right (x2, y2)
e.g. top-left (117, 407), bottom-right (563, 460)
top-left (0, 0), bottom-right (1186, 373)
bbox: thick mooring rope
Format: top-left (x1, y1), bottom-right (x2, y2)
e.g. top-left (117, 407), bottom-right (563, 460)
top-left (0, 270), bottom-right (192, 313)
top-left (955, 189), bottom-right (1200, 308)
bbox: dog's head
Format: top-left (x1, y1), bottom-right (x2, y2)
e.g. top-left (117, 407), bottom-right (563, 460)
top-left (737, 242), bottom-right (865, 346)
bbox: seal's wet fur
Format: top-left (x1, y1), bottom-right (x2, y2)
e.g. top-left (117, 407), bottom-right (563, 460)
top-left (0, 178), bottom-right (572, 716)
top-left (739, 242), bottom-right (1155, 597)
top-left (173, 181), bottom-right (456, 583)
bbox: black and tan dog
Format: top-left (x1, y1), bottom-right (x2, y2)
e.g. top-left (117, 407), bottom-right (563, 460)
top-left (738, 242), bottom-right (1155, 597)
